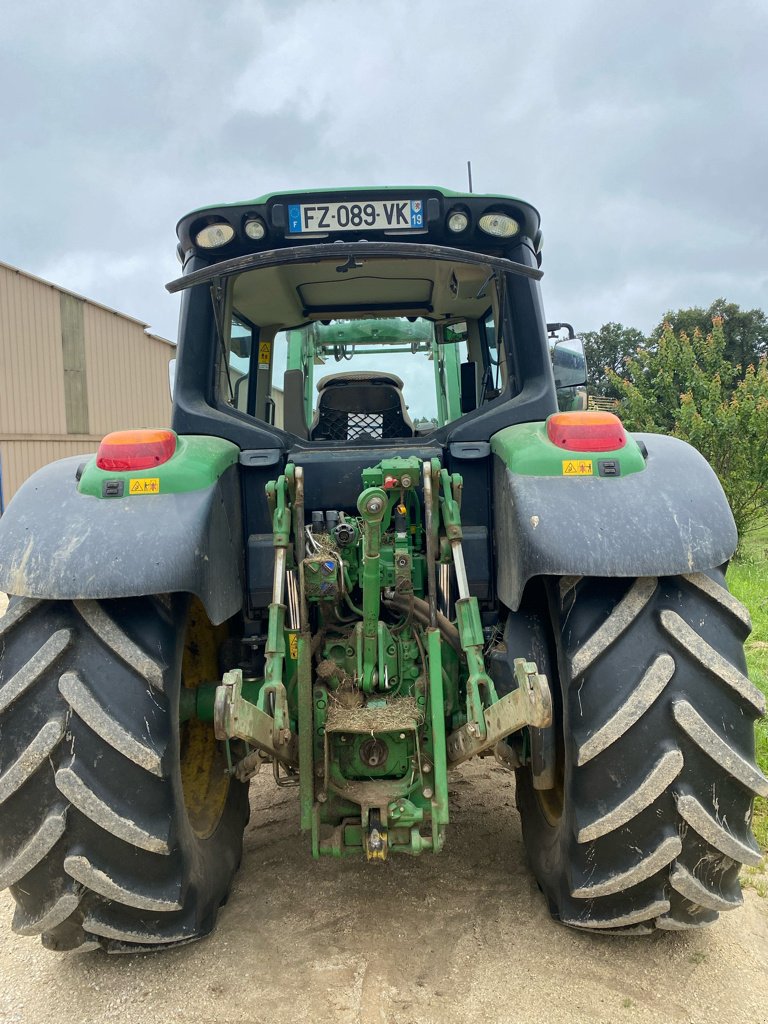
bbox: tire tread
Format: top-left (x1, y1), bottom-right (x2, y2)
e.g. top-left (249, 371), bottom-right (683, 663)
top-left (517, 572), bottom-right (763, 933)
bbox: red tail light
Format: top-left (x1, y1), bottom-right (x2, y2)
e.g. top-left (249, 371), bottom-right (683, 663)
top-left (96, 429), bottom-right (177, 471)
top-left (546, 412), bottom-right (626, 452)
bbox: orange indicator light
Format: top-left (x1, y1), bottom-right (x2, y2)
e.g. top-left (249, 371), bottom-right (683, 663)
top-left (96, 429), bottom-right (177, 471)
top-left (546, 412), bottom-right (626, 452)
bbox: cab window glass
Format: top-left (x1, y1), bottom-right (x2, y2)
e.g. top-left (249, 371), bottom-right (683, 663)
top-left (226, 316), bottom-right (255, 413)
top-left (484, 313), bottom-right (497, 353)
top-left (479, 310), bottom-right (504, 401)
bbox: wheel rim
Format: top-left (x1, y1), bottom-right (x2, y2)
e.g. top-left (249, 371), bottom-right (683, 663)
top-left (535, 757), bottom-right (564, 826)
top-left (180, 598), bottom-right (231, 840)
top-left (532, 679), bottom-right (569, 831)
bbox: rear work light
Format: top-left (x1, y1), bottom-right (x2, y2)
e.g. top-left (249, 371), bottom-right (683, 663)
top-left (195, 222), bottom-right (235, 248)
top-left (244, 216), bottom-right (267, 240)
top-left (478, 212), bottom-right (519, 238)
top-left (447, 208), bottom-right (469, 233)
top-left (96, 429), bottom-right (177, 471)
top-left (546, 412), bottom-right (626, 452)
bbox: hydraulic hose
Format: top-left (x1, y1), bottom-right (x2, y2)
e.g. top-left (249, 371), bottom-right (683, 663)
top-left (383, 594), bottom-right (461, 654)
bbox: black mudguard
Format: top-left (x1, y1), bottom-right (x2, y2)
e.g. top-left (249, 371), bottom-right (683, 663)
top-left (494, 433), bottom-right (737, 611)
top-left (0, 457), bottom-right (243, 625)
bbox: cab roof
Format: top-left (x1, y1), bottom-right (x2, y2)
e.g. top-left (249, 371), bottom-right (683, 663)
top-left (181, 185), bottom-right (538, 221)
top-left (175, 186), bottom-right (542, 263)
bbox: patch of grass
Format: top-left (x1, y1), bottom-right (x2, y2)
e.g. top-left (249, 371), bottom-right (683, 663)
top-left (727, 525), bottom-right (768, 856)
top-left (741, 858), bottom-right (768, 898)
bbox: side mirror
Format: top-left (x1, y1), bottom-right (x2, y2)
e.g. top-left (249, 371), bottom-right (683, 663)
top-left (168, 358), bottom-right (177, 402)
top-left (440, 321), bottom-right (468, 345)
top-left (550, 336), bottom-right (587, 389)
top-left (548, 332), bottom-right (587, 411)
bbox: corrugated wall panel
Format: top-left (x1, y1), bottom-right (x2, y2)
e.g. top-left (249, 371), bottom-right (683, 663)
top-left (84, 304), bottom-right (173, 434)
top-left (0, 439), bottom-right (98, 506)
top-left (0, 262), bottom-right (174, 506)
top-left (0, 264), bottom-right (67, 435)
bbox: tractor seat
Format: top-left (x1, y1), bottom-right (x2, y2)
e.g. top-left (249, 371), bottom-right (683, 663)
top-left (310, 371), bottom-right (415, 441)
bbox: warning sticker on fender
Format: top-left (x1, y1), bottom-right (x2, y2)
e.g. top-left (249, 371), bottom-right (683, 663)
top-left (129, 478), bottom-right (161, 494)
top-left (562, 460), bottom-right (593, 476)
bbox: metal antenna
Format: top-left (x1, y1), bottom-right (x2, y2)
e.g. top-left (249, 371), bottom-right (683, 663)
top-left (467, 161), bottom-right (474, 193)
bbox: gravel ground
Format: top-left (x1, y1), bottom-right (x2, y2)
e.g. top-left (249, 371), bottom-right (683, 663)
top-left (0, 593), bottom-right (766, 1024)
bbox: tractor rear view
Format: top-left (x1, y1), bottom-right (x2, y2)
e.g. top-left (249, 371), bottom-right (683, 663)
top-left (0, 187), bottom-right (764, 952)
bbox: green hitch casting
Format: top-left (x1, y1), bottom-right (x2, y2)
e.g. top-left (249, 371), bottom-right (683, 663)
top-left (211, 453), bottom-right (549, 861)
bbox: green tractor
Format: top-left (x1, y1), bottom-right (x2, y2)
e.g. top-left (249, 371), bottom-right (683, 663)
top-left (0, 188), bottom-right (764, 952)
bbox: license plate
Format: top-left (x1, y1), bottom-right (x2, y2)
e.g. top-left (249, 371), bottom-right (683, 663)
top-left (287, 199), bottom-right (425, 234)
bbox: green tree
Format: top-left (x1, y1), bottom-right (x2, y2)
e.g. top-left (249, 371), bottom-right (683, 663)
top-left (676, 361), bottom-right (768, 538)
top-left (610, 320), bottom-right (736, 433)
top-left (610, 319), bottom-right (768, 537)
top-left (651, 299), bottom-right (768, 377)
top-left (579, 322), bottom-right (646, 398)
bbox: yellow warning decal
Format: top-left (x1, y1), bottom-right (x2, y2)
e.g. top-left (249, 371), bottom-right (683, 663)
top-left (129, 478), bottom-right (161, 494)
top-left (288, 632), bottom-right (299, 660)
top-left (258, 341), bottom-right (272, 367)
top-left (562, 460), bottom-right (593, 476)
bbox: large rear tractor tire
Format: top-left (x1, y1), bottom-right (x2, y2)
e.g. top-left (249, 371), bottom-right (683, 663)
top-left (516, 571), bottom-right (767, 934)
top-left (0, 595), bottom-right (249, 952)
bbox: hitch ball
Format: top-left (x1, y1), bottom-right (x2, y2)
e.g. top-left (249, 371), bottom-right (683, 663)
top-left (359, 737), bottom-right (389, 768)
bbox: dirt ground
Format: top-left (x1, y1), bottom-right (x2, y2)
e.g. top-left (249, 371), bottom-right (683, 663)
top-left (0, 593), bottom-right (766, 1024)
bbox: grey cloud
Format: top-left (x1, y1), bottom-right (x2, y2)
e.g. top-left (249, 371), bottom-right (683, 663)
top-left (1, 0), bottom-right (766, 342)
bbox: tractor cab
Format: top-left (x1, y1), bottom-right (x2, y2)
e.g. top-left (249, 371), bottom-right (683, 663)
top-left (167, 187), bottom-right (566, 454)
top-left (163, 189), bottom-right (573, 858)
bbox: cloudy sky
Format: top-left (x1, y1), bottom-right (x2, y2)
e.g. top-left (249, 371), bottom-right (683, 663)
top-left (2, 0), bottom-right (766, 344)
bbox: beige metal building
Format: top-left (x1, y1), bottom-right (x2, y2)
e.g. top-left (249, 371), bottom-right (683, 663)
top-left (0, 259), bottom-right (174, 510)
